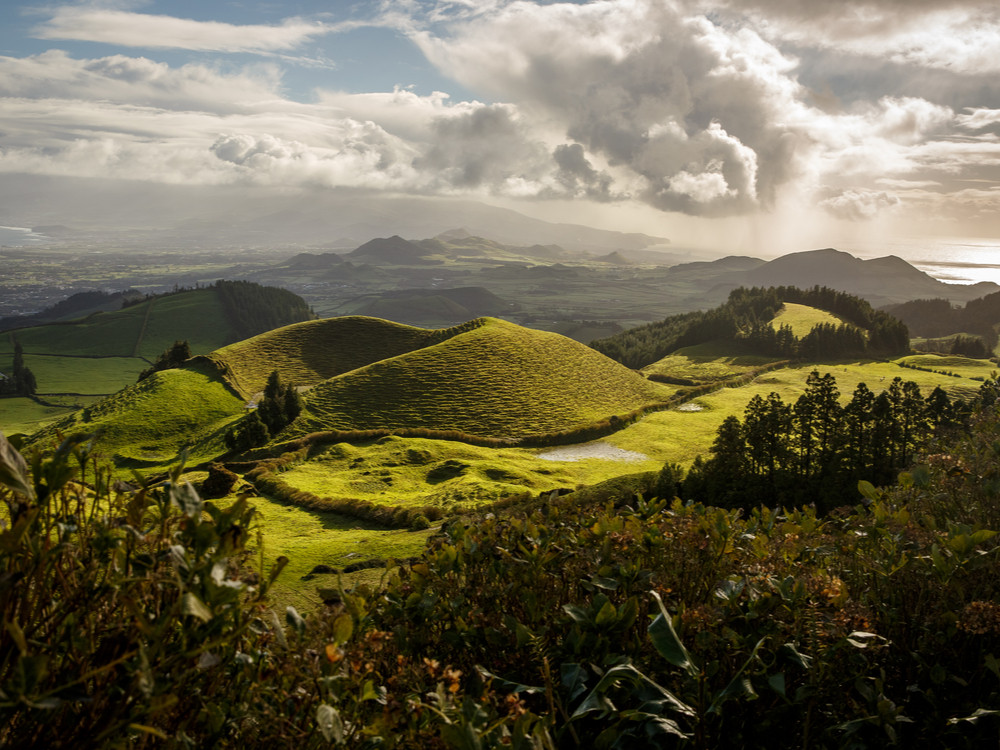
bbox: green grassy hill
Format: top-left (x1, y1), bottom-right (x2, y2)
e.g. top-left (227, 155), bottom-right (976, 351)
top-left (0, 283), bottom-right (312, 434)
top-left (28, 360), bottom-right (244, 471)
top-left (769, 302), bottom-right (849, 337)
top-left (207, 316), bottom-right (466, 399)
top-left (287, 317), bottom-right (671, 439)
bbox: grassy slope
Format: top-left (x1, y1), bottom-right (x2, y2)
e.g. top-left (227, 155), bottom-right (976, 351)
top-left (137, 291), bottom-right (232, 359)
top-left (29, 361), bottom-right (244, 472)
top-left (1, 290), bottom-right (240, 433)
top-left (18, 355), bottom-right (147, 394)
top-left (1, 397), bottom-right (100, 435)
top-left (4, 304), bottom-right (147, 357)
top-left (278, 435), bottom-right (643, 512)
top-left (205, 488), bottom-right (435, 613)
top-left (289, 318), bottom-right (671, 439)
top-left (643, 340), bottom-right (783, 383)
top-left (208, 316), bottom-right (453, 399)
top-left (770, 302), bottom-right (848, 336)
top-left (261, 354), bottom-right (992, 610)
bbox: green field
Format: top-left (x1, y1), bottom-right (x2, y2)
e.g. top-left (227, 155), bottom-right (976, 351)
top-left (137, 292), bottom-right (232, 358)
top-left (268, 355), bottom-right (989, 522)
top-left (277, 435), bottom-right (655, 512)
top-left (290, 318), bottom-right (671, 438)
top-left (16, 355), bottom-right (147, 394)
top-left (1, 397), bottom-right (95, 436)
top-left (204, 487), bottom-right (435, 613)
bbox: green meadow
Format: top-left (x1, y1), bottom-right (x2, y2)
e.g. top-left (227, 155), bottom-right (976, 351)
top-left (642, 340), bottom-right (783, 383)
top-left (769, 301), bottom-right (848, 336)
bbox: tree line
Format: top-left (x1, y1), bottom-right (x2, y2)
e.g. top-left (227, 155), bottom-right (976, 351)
top-left (886, 291), bottom-right (1000, 355)
top-left (674, 371), bottom-right (967, 513)
top-left (224, 370), bottom-right (302, 453)
top-left (0, 341), bottom-right (37, 397)
top-left (215, 280), bottom-right (314, 341)
top-left (591, 285), bottom-right (909, 368)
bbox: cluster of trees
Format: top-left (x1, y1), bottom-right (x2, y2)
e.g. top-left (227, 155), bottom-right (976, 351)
top-left (680, 372), bottom-right (964, 512)
top-left (215, 280), bottom-right (314, 341)
top-left (888, 291), bottom-right (1000, 354)
top-left (592, 286), bottom-right (910, 368)
top-left (0, 342), bottom-right (36, 397)
top-left (137, 340), bottom-right (190, 381)
top-left (224, 370), bottom-right (301, 453)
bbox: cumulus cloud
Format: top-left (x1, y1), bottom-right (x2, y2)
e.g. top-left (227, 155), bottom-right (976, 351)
top-left (0, 51), bottom-right (283, 115)
top-left (957, 107), bottom-right (1000, 130)
top-left (34, 8), bottom-right (334, 53)
top-left (819, 188), bottom-right (900, 220)
top-left (409, 0), bottom-right (808, 215)
top-left (708, 0), bottom-right (1000, 75)
top-left (1, 0), bottom-right (997, 230)
top-left (552, 143), bottom-right (616, 201)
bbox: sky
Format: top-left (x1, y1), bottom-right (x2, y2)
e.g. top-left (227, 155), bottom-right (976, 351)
top-left (1, 0), bottom-right (999, 256)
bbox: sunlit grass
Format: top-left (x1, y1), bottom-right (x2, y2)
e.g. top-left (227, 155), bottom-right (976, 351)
top-left (291, 318), bottom-right (671, 438)
top-left (642, 340), bottom-right (783, 383)
top-left (770, 302), bottom-right (849, 337)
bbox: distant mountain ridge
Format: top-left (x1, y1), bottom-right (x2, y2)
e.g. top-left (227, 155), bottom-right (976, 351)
top-left (695, 248), bottom-right (999, 307)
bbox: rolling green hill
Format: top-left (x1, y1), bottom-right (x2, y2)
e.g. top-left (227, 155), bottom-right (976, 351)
top-left (0, 282), bottom-right (313, 433)
top-left (769, 302), bottom-right (850, 337)
top-left (287, 317), bottom-right (671, 439)
top-left (206, 316), bottom-right (469, 399)
top-left (28, 360), bottom-right (244, 470)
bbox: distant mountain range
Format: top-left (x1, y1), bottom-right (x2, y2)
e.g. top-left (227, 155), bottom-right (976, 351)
top-left (0, 175), bottom-right (670, 254)
top-left (675, 248), bottom-right (999, 307)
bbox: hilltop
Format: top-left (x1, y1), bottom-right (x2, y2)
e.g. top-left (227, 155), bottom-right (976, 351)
top-left (206, 316), bottom-right (455, 399)
top-left (289, 317), bottom-right (669, 439)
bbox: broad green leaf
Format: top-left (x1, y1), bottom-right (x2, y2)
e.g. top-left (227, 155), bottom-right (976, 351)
top-left (779, 642), bottom-right (813, 671)
top-left (845, 631), bottom-right (880, 649)
top-left (476, 665), bottom-right (544, 695)
top-left (857, 480), bottom-right (879, 503)
top-left (594, 600), bottom-right (618, 627)
top-left (949, 708), bottom-right (1000, 725)
top-left (268, 609), bottom-right (288, 649)
top-left (649, 591), bottom-right (698, 678)
top-left (129, 724), bottom-right (168, 740)
top-left (332, 613), bottom-right (353, 646)
top-left (169, 481), bottom-right (202, 519)
top-left (768, 672), bottom-right (786, 699)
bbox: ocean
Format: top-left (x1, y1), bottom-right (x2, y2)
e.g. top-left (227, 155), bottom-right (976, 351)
top-left (844, 236), bottom-right (1000, 286)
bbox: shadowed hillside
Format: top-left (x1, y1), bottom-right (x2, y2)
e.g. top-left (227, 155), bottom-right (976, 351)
top-left (206, 316), bottom-right (474, 399)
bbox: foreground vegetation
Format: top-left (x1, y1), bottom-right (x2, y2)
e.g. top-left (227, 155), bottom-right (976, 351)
top-left (4, 371), bottom-right (1000, 746)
